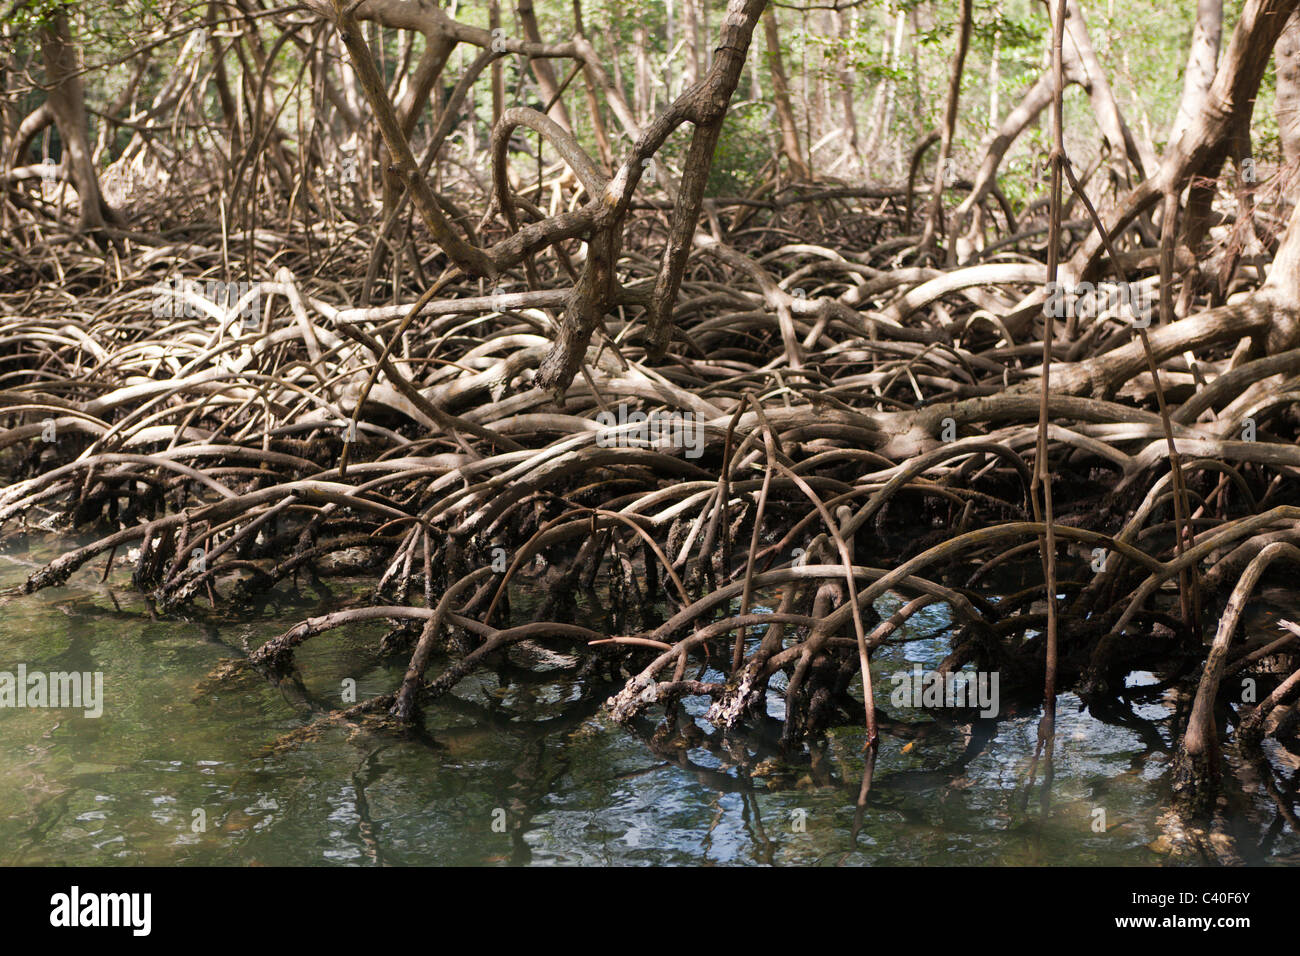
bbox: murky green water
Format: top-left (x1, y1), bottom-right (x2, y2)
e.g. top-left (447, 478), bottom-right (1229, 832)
top-left (1, 536), bottom-right (1296, 866)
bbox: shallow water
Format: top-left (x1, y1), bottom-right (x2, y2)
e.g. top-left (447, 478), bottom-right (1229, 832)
top-left (0, 538), bottom-right (1296, 866)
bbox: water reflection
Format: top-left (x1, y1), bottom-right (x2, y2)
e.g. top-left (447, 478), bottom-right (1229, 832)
top-left (0, 541), bottom-right (1297, 865)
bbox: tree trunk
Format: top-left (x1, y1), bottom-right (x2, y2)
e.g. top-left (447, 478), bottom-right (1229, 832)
top-left (919, 0), bottom-right (972, 257)
top-left (682, 0), bottom-right (703, 90)
top-left (988, 5), bottom-right (1001, 126)
top-left (634, 24), bottom-right (653, 126)
top-left (517, 0), bottom-right (574, 132)
top-left (39, 7), bottom-right (117, 233)
top-left (863, 5), bottom-right (904, 162)
top-left (1169, 0), bottom-right (1223, 150)
top-left (1276, 5), bottom-right (1300, 177)
top-left (1070, 0), bottom-right (1300, 284)
top-left (573, 0), bottom-right (613, 171)
top-left (833, 6), bottom-right (862, 171)
top-left (1061, 0), bottom-right (1148, 180)
top-left (762, 6), bottom-right (810, 182)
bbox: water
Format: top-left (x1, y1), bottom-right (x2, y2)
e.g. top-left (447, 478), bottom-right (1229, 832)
top-left (0, 538), bottom-right (1296, 865)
